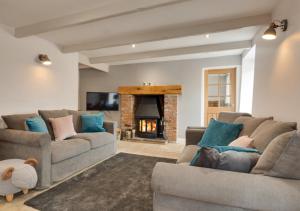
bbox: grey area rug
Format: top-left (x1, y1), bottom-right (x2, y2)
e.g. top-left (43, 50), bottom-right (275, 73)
top-left (25, 153), bottom-right (176, 211)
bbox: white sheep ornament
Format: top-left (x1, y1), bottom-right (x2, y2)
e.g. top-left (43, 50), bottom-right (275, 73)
top-left (0, 158), bottom-right (38, 202)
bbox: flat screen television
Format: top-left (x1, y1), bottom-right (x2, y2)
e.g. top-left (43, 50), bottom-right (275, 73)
top-left (86, 92), bottom-right (119, 111)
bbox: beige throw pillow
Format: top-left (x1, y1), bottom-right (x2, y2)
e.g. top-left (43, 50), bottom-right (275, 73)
top-left (251, 131), bottom-right (296, 174)
top-left (229, 136), bottom-right (254, 148)
top-left (265, 132), bottom-right (300, 179)
top-left (233, 116), bottom-right (273, 137)
top-left (49, 115), bottom-right (77, 141)
top-left (250, 120), bottom-right (297, 152)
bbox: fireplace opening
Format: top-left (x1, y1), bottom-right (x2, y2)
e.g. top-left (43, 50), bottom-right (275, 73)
top-left (135, 95), bottom-right (164, 139)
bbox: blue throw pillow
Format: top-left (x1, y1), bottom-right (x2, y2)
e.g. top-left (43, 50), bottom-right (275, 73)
top-left (81, 112), bottom-right (106, 133)
top-left (198, 119), bottom-right (243, 147)
top-left (26, 116), bottom-right (48, 133)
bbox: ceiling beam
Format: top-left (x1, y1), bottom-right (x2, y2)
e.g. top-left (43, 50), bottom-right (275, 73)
top-left (63, 14), bottom-right (270, 53)
top-left (79, 54), bottom-right (109, 72)
top-left (89, 40), bottom-right (252, 64)
top-left (14, 0), bottom-right (189, 38)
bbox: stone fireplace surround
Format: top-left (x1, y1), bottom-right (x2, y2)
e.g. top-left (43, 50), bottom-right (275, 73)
top-left (118, 85), bottom-right (181, 142)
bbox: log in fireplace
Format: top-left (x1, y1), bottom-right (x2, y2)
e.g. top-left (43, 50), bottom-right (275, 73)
top-left (135, 95), bottom-right (164, 139)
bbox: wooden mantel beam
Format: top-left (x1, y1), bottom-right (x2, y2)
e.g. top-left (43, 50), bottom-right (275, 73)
top-left (118, 85), bottom-right (182, 95)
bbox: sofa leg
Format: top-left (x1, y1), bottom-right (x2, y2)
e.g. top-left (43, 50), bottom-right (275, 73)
top-left (22, 189), bottom-right (28, 194)
top-left (6, 194), bottom-right (14, 202)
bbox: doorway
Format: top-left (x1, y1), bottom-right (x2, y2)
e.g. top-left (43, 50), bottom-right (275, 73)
top-left (204, 68), bottom-right (236, 126)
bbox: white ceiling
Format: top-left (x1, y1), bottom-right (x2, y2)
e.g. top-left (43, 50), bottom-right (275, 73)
top-left (82, 26), bottom-right (259, 57)
top-left (110, 49), bottom-right (245, 65)
top-left (0, 0), bottom-right (279, 66)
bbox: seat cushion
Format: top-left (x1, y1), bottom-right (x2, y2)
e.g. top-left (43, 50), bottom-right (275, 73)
top-left (51, 139), bottom-right (91, 163)
top-left (2, 113), bottom-right (38, 130)
top-left (250, 120), bottom-right (297, 152)
top-left (177, 145), bottom-right (200, 164)
top-left (39, 109), bottom-right (69, 140)
top-left (72, 132), bottom-right (114, 149)
top-left (233, 116), bottom-right (273, 137)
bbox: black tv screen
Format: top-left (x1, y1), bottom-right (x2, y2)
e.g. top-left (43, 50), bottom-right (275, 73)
top-left (86, 92), bottom-right (119, 111)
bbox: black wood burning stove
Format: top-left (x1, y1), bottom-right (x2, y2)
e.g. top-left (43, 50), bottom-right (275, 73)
top-left (135, 95), bottom-right (164, 139)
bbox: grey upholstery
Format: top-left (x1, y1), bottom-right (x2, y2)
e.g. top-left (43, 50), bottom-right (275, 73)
top-left (176, 145), bottom-right (200, 164)
top-left (71, 132), bottom-right (115, 149)
top-left (0, 129), bottom-right (51, 188)
top-left (51, 139), bottom-right (91, 163)
top-left (218, 112), bottom-right (251, 123)
top-left (152, 162), bottom-right (300, 211)
top-left (0, 110), bottom-right (117, 189)
top-left (2, 113), bottom-right (38, 130)
top-left (51, 143), bottom-right (115, 182)
top-left (185, 127), bottom-right (206, 146)
top-left (38, 109), bottom-right (69, 140)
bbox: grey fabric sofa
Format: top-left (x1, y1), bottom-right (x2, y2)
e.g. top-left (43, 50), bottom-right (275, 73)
top-left (0, 110), bottom-right (117, 189)
top-left (152, 112), bottom-right (300, 211)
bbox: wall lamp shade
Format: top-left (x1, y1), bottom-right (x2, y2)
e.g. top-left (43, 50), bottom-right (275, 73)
top-left (262, 19), bottom-right (288, 40)
top-left (38, 54), bottom-right (52, 66)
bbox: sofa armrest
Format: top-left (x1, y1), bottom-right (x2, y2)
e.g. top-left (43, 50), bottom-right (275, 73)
top-left (0, 129), bottom-right (51, 188)
top-left (152, 162), bottom-right (300, 211)
top-left (103, 121), bottom-right (118, 135)
top-left (0, 129), bottom-right (51, 147)
top-left (185, 127), bottom-right (206, 146)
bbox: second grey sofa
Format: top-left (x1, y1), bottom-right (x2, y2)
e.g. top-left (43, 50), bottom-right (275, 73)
top-left (152, 112), bottom-right (300, 211)
top-left (0, 109), bottom-right (117, 188)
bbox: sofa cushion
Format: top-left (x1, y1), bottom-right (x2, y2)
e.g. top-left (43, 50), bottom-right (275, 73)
top-left (39, 110), bottom-right (69, 140)
top-left (233, 116), bottom-right (273, 137)
top-left (25, 116), bottom-right (48, 133)
top-left (266, 132), bottom-right (300, 179)
top-left (251, 131), bottom-right (296, 174)
top-left (2, 113), bottom-right (38, 130)
top-left (218, 112), bottom-right (251, 123)
top-left (64, 110), bottom-right (99, 133)
top-left (80, 113), bottom-right (105, 133)
top-left (250, 120), bottom-right (297, 152)
top-left (49, 115), bottom-right (77, 141)
top-left (177, 145), bottom-right (200, 164)
top-left (199, 119), bottom-right (243, 147)
top-left (71, 132), bottom-right (114, 149)
top-left (51, 138), bottom-right (90, 163)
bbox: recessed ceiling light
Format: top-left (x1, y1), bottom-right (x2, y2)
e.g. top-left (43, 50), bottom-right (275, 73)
top-left (205, 34), bottom-right (210, 38)
top-left (131, 44), bottom-right (136, 48)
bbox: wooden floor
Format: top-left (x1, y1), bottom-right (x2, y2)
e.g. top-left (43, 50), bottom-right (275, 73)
top-left (0, 140), bottom-right (184, 211)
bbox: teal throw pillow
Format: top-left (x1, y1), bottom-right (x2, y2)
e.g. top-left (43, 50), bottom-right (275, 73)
top-left (81, 112), bottom-right (106, 133)
top-left (26, 116), bottom-right (48, 133)
top-left (198, 119), bottom-right (243, 147)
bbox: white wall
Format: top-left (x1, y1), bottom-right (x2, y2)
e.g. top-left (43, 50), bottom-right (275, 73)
top-left (0, 25), bottom-right (79, 115)
top-left (252, 0), bottom-right (300, 125)
top-left (239, 46), bottom-right (256, 113)
top-left (79, 56), bottom-right (241, 140)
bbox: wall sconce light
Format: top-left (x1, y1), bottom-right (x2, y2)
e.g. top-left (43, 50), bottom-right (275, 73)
top-left (262, 19), bottom-right (288, 40)
top-left (38, 54), bottom-right (52, 66)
